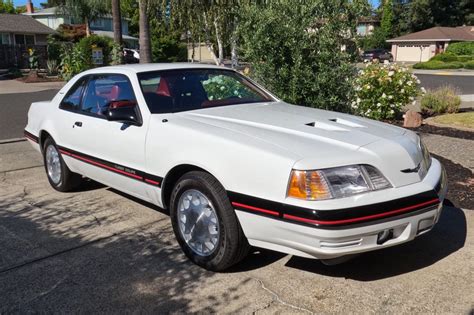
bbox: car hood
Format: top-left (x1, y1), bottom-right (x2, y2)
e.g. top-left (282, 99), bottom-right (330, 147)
top-left (177, 102), bottom-right (423, 187)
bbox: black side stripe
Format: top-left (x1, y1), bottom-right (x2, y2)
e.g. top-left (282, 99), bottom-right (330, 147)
top-left (57, 146), bottom-right (163, 188)
top-left (24, 130), bottom-right (39, 143)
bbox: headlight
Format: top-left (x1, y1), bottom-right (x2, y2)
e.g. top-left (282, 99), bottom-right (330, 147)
top-left (287, 165), bottom-right (392, 201)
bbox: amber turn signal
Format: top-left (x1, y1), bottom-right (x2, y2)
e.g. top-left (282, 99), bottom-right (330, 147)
top-left (287, 170), bottom-right (332, 200)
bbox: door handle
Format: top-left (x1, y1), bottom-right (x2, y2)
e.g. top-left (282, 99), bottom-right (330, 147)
top-left (74, 121), bottom-right (83, 127)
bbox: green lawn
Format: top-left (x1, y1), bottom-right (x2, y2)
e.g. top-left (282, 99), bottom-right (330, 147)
top-left (432, 112), bottom-right (474, 129)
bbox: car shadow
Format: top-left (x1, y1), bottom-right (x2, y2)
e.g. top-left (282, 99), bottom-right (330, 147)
top-left (83, 180), bottom-right (467, 278)
top-left (284, 203), bottom-right (467, 281)
top-left (107, 187), bottom-right (170, 216)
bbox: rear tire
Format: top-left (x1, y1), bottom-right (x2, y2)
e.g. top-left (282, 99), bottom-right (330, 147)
top-left (42, 137), bottom-right (82, 192)
top-left (170, 171), bottom-right (249, 271)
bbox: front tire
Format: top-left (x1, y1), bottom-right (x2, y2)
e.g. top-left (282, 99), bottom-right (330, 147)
top-left (170, 171), bottom-right (249, 271)
top-left (42, 137), bottom-right (82, 192)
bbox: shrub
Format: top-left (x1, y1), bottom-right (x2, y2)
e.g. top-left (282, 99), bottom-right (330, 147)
top-left (352, 63), bottom-right (421, 120)
top-left (8, 67), bottom-right (22, 78)
top-left (47, 35), bottom-right (63, 62)
top-left (75, 35), bottom-right (114, 67)
top-left (239, 0), bottom-right (362, 113)
top-left (420, 85), bottom-right (461, 115)
top-left (465, 60), bottom-right (474, 69)
top-left (59, 43), bottom-right (87, 81)
top-left (430, 52), bottom-right (458, 62)
top-left (152, 35), bottom-right (187, 62)
top-left (59, 35), bottom-right (117, 80)
top-left (446, 42), bottom-right (474, 56)
top-left (457, 55), bottom-right (474, 62)
top-left (46, 59), bottom-right (59, 75)
top-left (413, 60), bottom-right (464, 69)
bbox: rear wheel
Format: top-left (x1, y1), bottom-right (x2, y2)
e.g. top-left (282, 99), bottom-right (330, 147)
top-left (42, 137), bottom-right (82, 192)
top-left (170, 171), bottom-right (249, 271)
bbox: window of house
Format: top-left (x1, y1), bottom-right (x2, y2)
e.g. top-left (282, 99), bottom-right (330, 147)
top-left (47, 16), bottom-right (56, 28)
top-left (0, 33), bottom-right (11, 45)
top-left (13, 34), bottom-right (35, 45)
top-left (25, 35), bottom-right (35, 45)
top-left (14, 34), bottom-right (25, 45)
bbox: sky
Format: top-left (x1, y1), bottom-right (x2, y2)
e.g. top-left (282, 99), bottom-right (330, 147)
top-left (14, 0), bottom-right (382, 8)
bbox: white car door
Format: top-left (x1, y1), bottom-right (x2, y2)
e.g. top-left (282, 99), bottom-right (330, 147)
top-left (57, 73), bottom-right (152, 201)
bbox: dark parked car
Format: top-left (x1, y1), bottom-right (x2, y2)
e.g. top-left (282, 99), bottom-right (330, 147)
top-left (361, 49), bottom-right (394, 63)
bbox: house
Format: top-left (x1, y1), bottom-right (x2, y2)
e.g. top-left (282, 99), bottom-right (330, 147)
top-left (23, 6), bottom-right (138, 48)
top-left (387, 26), bottom-right (474, 62)
top-left (0, 13), bottom-right (54, 46)
top-left (356, 17), bottom-right (380, 37)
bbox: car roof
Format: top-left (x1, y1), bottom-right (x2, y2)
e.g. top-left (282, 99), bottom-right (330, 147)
top-left (84, 63), bottom-right (226, 75)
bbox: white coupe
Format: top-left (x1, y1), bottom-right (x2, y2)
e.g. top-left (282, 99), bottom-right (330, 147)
top-left (25, 64), bottom-right (447, 271)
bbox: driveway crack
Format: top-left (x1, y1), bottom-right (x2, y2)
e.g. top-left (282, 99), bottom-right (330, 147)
top-left (251, 277), bottom-right (314, 314)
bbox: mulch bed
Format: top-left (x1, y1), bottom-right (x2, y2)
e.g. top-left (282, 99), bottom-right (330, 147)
top-left (17, 75), bottom-right (63, 83)
top-left (432, 154), bottom-right (473, 210)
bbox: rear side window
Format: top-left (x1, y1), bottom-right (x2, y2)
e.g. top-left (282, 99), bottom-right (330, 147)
top-left (60, 78), bottom-right (87, 110)
top-left (81, 74), bottom-right (136, 116)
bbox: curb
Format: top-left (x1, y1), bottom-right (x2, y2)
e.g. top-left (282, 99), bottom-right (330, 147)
top-left (0, 138), bottom-right (26, 144)
top-left (412, 69), bottom-right (474, 76)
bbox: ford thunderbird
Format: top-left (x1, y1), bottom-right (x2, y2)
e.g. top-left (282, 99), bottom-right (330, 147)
top-left (25, 64), bottom-right (447, 270)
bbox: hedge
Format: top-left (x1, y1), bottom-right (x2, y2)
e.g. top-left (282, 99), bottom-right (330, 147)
top-left (413, 60), bottom-right (464, 70)
top-left (446, 42), bottom-right (474, 56)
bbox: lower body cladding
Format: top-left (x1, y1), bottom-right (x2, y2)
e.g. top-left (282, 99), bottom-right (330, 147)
top-left (233, 161), bottom-right (448, 260)
top-left (236, 204), bottom-right (443, 259)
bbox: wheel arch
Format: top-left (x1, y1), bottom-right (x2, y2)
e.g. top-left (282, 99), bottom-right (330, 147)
top-left (161, 164), bottom-right (221, 209)
top-left (38, 130), bottom-right (53, 151)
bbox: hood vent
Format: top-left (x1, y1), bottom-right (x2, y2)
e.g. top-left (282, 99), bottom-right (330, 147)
top-left (306, 122), bottom-right (316, 127)
top-left (328, 118), bottom-right (365, 128)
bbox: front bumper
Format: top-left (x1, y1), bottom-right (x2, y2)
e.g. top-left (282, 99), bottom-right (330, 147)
top-left (234, 158), bottom-right (447, 259)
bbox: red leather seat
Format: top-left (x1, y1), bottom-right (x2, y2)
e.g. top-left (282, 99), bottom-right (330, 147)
top-left (156, 78), bottom-right (171, 97)
top-left (109, 85), bottom-right (120, 100)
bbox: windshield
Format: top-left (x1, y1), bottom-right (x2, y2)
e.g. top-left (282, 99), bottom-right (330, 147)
top-left (137, 69), bottom-right (274, 113)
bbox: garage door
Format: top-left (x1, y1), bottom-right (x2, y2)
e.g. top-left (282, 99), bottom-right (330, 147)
top-left (396, 44), bottom-right (431, 62)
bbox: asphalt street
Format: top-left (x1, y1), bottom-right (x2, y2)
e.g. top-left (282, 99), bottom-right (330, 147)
top-left (0, 89), bottom-right (58, 141)
top-left (414, 74), bottom-right (474, 94)
top-left (0, 141), bottom-right (473, 313)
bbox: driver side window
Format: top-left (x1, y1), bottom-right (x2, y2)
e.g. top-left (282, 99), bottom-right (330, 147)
top-left (80, 74), bottom-right (137, 116)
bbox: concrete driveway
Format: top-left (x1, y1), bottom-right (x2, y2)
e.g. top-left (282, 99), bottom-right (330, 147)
top-left (0, 141), bottom-right (473, 313)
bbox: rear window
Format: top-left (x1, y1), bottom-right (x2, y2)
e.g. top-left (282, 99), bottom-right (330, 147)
top-left (137, 69), bottom-right (274, 113)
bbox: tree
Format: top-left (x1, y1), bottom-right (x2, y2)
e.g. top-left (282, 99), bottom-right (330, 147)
top-left (111, 0), bottom-right (123, 46)
top-left (0, 0), bottom-right (15, 13)
top-left (380, 0), bottom-right (394, 38)
top-left (240, 0), bottom-right (367, 112)
top-left (391, 0), bottom-right (474, 36)
top-left (59, 0), bottom-right (108, 36)
top-left (138, 0), bottom-right (152, 63)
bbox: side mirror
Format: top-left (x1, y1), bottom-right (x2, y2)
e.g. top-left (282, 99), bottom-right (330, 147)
top-left (104, 101), bottom-right (142, 126)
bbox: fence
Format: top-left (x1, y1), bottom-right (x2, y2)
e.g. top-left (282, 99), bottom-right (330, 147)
top-left (0, 45), bottom-right (48, 70)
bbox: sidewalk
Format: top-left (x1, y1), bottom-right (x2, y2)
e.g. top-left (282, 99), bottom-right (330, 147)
top-left (0, 79), bottom-right (65, 95)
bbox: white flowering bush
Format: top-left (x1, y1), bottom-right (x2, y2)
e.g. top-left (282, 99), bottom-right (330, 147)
top-left (352, 63), bottom-right (422, 120)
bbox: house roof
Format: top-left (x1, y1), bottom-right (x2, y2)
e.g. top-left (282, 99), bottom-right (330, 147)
top-left (92, 30), bottom-right (138, 41)
top-left (23, 6), bottom-right (130, 21)
top-left (0, 14), bottom-right (55, 34)
top-left (387, 26), bottom-right (474, 42)
top-left (24, 7), bottom-right (57, 15)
